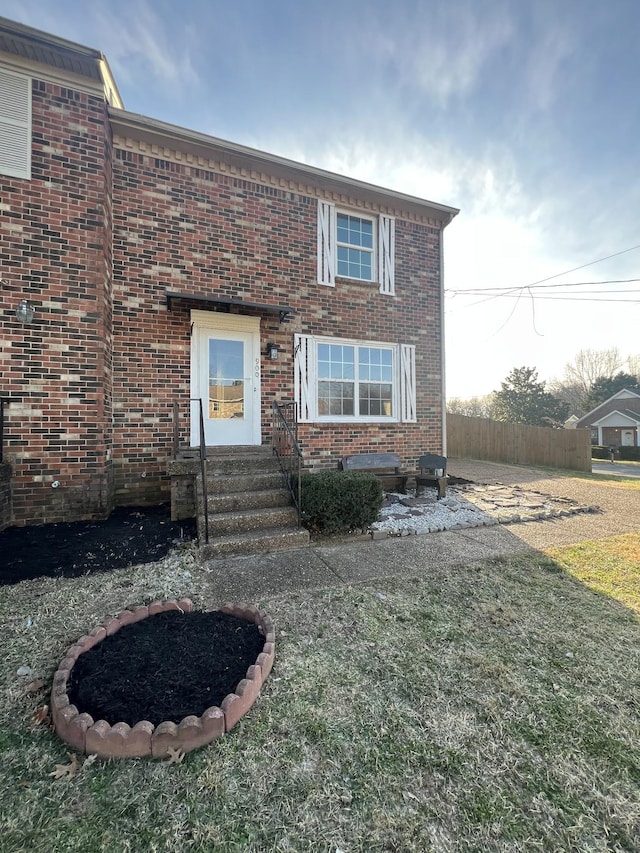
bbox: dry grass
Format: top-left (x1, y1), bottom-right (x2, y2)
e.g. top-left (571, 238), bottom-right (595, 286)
top-left (546, 532), bottom-right (640, 613)
top-left (1, 540), bottom-right (640, 851)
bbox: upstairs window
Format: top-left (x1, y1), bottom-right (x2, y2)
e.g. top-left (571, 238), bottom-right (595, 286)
top-left (0, 69), bottom-right (31, 179)
top-left (318, 200), bottom-right (395, 294)
top-left (336, 213), bottom-right (374, 281)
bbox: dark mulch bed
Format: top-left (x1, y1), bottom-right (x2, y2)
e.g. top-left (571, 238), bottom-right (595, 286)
top-left (0, 506), bottom-right (197, 586)
top-left (67, 610), bottom-right (264, 726)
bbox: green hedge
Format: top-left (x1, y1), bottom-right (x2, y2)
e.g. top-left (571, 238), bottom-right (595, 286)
top-left (619, 446), bottom-right (640, 461)
top-left (592, 445), bottom-right (640, 461)
top-left (300, 470), bottom-right (383, 534)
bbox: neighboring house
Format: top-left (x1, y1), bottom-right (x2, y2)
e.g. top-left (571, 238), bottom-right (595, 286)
top-left (563, 415), bottom-right (579, 429)
top-left (0, 17), bottom-right (458, 528)
top-left (575, 388), bottom-right (640, 447)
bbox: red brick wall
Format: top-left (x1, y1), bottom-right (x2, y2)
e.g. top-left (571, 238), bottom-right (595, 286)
top-left (110, 153), bottom-right (443, 501)
top-left (0, 79), bottom-right (113, 524)
top-left (1, 76), bottom-right (444, 524)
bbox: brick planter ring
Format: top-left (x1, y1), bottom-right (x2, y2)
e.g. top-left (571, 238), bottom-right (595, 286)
top-left (50, 599), bottom-right (275, 759)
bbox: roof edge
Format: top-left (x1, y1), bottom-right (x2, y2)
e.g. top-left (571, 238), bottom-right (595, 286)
top-left (0, 16), bottom-right (102, 58)
top-left (109, 107), bottom-right (459, 224)
top-left (0, 16), bottom-right (123, 108)
top-left (576, 387), bottom-right (640, 426)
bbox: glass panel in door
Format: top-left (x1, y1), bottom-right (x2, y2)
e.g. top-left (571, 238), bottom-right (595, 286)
top-left (208, 338), bottom-right (245, 421)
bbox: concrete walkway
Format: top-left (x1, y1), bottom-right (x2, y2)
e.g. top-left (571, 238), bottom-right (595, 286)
top-left (199, 459), bottom-right (639, 603)
top-left (200, 523), bottom-right (532, 603)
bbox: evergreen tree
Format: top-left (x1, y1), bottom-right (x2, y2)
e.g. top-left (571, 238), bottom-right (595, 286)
top-left (583, 372), bottom-right (639, 411)
top-left (493, 367), bottom-right (569, 427)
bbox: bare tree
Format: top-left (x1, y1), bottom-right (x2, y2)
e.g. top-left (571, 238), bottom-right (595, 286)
top-left (553, 348), bottom-right (624, 414)
top-left (447, 393), bottom-right (496, 419)
top-left (546, 379), bottom-right (585, 416)
top-left (564, 348), bottom-right (623, 391)
top-left (625, 354), bottom-right (640, 381)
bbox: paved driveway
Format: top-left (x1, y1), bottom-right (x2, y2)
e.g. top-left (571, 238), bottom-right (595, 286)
top-left (592, 461), bottom-right (640, 478)
top-left (447, 458), bottom-right (640, 549)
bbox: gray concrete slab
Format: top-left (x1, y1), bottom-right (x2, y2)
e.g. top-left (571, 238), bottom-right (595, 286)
top-left (201, 547), bottom-right (340, 603)
top-left (200, 523), bottom-right (539, 602)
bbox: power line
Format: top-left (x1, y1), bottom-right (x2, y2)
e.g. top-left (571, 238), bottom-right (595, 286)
top-left (445, 243), bottom-right (640, 308)
top-left (485, 295), bottom-right (639, 302)
top-left (448, 277), bottom-right (640, 294)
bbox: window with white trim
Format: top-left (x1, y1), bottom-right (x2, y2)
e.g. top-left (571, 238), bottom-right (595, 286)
top-left (336, 212), bottom-right (374, 281)
top-left (317, 200), bottom-right (395, 294)
top-left (295, 334), bottom-right (416, 423)
top-left (0, 68), bottom-right (31, 179)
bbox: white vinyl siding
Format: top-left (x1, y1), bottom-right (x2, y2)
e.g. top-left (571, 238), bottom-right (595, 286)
top-left (0, 69), bottom-right (31, 179)
top-left (295, 334), bottom-right (415, 423)
top-left (316, 200), bottom-right (395, 294)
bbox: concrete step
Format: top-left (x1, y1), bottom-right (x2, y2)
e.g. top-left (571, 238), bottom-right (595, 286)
top-left (206, 454), bottom-right (282, 476)
top-left (177, 444), bottom-right (272, 457)
top-left (206, 488), bottom-right (292, 513)
top-left (204, 470), bottom-right (284, 494)
top-left (199, 526), bottom-right (310, 559)
top-left (201, 504), bottom-right (300, 537)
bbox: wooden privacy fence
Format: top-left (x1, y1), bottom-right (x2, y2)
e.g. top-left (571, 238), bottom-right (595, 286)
top-left (446, 414), bottom-right (592, 472)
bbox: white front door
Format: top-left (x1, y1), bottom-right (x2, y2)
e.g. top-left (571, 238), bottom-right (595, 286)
top-left (621, 429), bottom-right (635, 447)
top-left (190, 311), bottom-right (261, 446)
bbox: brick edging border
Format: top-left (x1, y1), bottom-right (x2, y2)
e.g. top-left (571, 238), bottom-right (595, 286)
top-left (50, 599), bottom-right (275, 759)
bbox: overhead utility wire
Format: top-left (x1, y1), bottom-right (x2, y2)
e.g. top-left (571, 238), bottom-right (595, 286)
top-left (449, 277), bottom-right (640, 294)
top-left (462, 294), bottom-right (639, 303)
top-left (445, 243), bottom-right (640, 307)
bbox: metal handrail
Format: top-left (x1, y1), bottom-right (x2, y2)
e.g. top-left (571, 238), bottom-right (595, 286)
top-left (172, 397), bottom-right (209, 544)
top-left (193, 398), bottom-right (209, 544)
top-left (0, 398), bottom-right (9, 464)
top-left (272, 401), bottom-right (303, 524)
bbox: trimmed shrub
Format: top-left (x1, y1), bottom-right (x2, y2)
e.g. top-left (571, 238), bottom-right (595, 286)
top-left (619, 446), bottom-right (640, 461)
top-left (592, 445), bottom-right (640, 461)
top-left (300, 470), bottom-right (383, 534)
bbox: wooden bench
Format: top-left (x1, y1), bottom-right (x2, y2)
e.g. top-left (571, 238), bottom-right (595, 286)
top-left (341, 452), bottom-right (408, 493)
top-left (415, 453), bottom-right (447, 500)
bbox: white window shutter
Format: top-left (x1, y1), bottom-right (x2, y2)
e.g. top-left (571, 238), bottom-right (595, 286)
top-left (317, 200), bottom-right (336, 286)
top-left (400, 344), bottom-right (416, 422)
top-left (0, 69), bottom-right (31, 179)
top-left (294, 334), bottom-right (314, 422)
top-left (378, 215), bottom-right (395, 295)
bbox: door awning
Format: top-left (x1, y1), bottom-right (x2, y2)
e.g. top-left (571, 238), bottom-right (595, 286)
top-left (165, 291), bottom-right (296, 323)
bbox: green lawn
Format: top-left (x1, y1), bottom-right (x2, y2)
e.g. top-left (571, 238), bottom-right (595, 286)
top-left (1, 537), bottom-right (640, 851)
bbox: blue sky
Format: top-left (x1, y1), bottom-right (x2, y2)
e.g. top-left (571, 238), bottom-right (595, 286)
top-left (2, 0), bottom-right (639, 400)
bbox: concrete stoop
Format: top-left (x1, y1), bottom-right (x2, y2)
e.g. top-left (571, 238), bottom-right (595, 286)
top-left (195, 445), bottom-right (309, 558)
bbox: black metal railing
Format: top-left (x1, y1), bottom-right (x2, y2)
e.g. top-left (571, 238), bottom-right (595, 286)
top-left (172, 398), bottom-right (209, 544)
top-left (0, 398), bottom-right (10, 464)
top-left (272, 401), bottom-right (303, 525)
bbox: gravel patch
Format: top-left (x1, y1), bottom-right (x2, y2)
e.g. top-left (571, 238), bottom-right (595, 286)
top-left (371, 484), bottom-right (598, 537)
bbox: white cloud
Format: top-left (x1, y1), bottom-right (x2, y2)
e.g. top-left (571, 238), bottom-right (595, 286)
top-left (524, 25), bottom-right (576, 111)
top-left (92, 0), bottom-right (199, 89)
top-left (364, 0), bottom-right (515, 106)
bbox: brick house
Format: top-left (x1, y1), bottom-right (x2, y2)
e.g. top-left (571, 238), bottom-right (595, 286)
top-left (575, 388), bottom-right (640, 448)
top-left (0, 17), bottom-right (458, 531)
